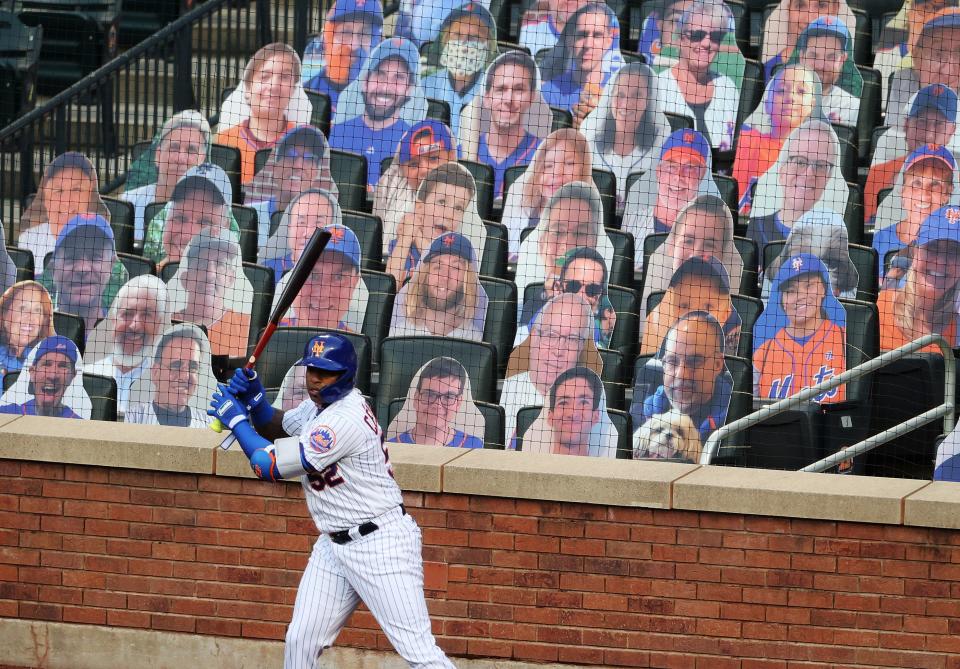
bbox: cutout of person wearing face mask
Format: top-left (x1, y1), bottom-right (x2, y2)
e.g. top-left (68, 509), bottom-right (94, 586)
top-left (732, 64), bottom-right (824, 198)
top-left (421, 2), bottom-right (498, 139)
top-left (387, 356), bottom-right (486, 448)
top-left (216, 43), bottom-right (312, 185)
top-left (754, 253), bottom-right (847, 404)
top-left (374, 120), bottom-right (458, 245)
top-left (122, 111), bottom-right (210, 242)
top-left (522, 365), bottom-right (618, 457)
top-left (386, 162), bottom-right (486, 286)
top-left (328, 37), bottom-right (428, 193)
top-left (0, 335), bottom-right (91, 419)
top-left (878, 205), bottom-right (960, 353)
top-left (866, 84), bottom-right (958, 222)
top-left (390, 232), bottom-right (488, 340)
top-left (872, 144), bottom-right (956, 283)
top-left (301, 0), bottom-right (384, 113)
top-left (539, 2), bottom-right (625, 128)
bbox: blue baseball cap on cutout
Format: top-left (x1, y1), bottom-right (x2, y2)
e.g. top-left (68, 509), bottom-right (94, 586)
top-left (32, 335), bottom-right (79, 366)
top-left (798, 16), bottom-right (850, 50)
top-left (908, 84), bottom-right (959, 122)
top-left (365, 37), bottom-right (419, 79)
top-left (774, 252), bottom-right (830, 287)
top-left (398, 120), bottom-right (455, 165)
top-left (917, 205), bottom-right (960, 247)
top-left (660, 129), bottom-right (709, 166)
top-left (329, 0), bottom-right (384, 26)
top-left (904, 143), bottom-right (957, 173)
top-left (57, 213), bottom-right (114, 248)
top-left (323, 224), bottom-right (361, 268)
top-left (423, 231), bottom-right (476, 264)
top-left (442, 2), bottom-right (495, 34)
top-left (920, 8), bottom-right (960, 36)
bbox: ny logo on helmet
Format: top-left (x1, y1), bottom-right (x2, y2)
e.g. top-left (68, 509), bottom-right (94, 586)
top-left (313, 340), bottom-right (326, 357)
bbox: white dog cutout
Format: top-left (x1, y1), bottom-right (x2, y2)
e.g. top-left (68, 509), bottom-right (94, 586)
top-left (633, 410), bottom-right (702, 463)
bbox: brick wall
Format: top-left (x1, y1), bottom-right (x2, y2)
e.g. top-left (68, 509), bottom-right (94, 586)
top-left (3, 458), bottom-right (960, 668)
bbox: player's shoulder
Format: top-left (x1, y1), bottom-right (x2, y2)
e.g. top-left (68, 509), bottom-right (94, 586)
top-left (312, 391), bottom-right (371, 429)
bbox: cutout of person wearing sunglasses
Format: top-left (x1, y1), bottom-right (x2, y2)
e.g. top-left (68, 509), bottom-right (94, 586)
top-left (518, 246), bottom-right (617, 349)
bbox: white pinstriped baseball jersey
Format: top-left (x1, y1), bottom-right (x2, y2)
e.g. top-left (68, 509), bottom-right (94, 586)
top-left (275, 389), bottom-right (402, 534)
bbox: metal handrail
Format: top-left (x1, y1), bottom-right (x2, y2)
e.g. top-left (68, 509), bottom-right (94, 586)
top-left (700, 335), bottom-right (956, 471)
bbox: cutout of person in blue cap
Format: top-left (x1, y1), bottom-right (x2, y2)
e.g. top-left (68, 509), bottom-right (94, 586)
top-left (582, 63), bottom-right (672, 206)
top-left (246, 126), bottom-right (339, 247)
top-left (421, 2), bottom-right (498, 139)
top-left (328, 37), bottom-right (427, 193)
top-left (522, 365), bottom-right (619, 457)
top-left (732, 64), bottom-right (825, 197)
top-left (501, 128), bottom-right (594, 262)
top-left (301, 0), bottom-right (384, 112)
top-left (520, 0), bottom-right (588, 56)
top-left (261, 189), bottom-right (342, 283)
top-left (0, 335), bottom-right (90, 419)
top-left (386, 162), bottom-right (486, 285)
top-left (19, 152), bottom-right (110, 273)
top-left (125, 323), bottom-right (216, 428)
top-left (754, 252), bottom-right (847, 403)
top-left (142, 163), bottom-right (240, 270)
top-left (374, 120), bottom-right (458, 244)
top-left (794, 16), bottom-right (862, 127)
top-left (390, 231), bottom-right (488, 340)
top-left (122, 111), bottom-right (211, 242)
top-left (0, 281), bottom-right (55, 383)
top-left (42, 213), bottom-right (128, 335)
top-left (517, 246), bottom-right (617, 349)
top-left (878, 204), bottom-right (960, 352)
top-left (657, 1), bottom-right (744, 152)
top-left (632, 310), bottom-right (732, 444)
top-left (459, 51), bottom-right (552, 201)
top-left (642, 255), bottom-right (741, 356)
top-left (216, 43), bottom-right (313, 185)
top-left (760, 0), bottom-right (855, 82)
top-left (167, 230), bottom-right (253, 358)
top-left (387, 356), bottom-right (486, 448)
top-left (539, 2), bottom-right (625, 127)
top-left (623, 128), bottom-right (717, 259)
top-left (867, 84), bottom-right (959, 221)
top-left (883, 7), bottom-right (960, 130)
top-left (766, 209), bottom-right (859, 300)
top-left (746, 119), bottom-right (847, 249)
top-left (278, 223), bottom-right (369, 332)
top-left (873, 144), bottom-right (957, 283)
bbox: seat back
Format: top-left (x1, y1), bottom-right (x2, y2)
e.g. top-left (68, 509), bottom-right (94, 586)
top-left (479, 276), bottom-right (517, 372)
top-left (426, 98), bottom-right (451, 125)
top-left (608, 284), bottom-right (640, 362)
top-left (53, 311), bottom-right (85, 355)
top-left (103, 197), bottom-right (135, 254)
top-left (254, 325), bottom-right (372, 394)
top-left (377, 336), bottom-right (498, 419)
top-left (515, 405), bottom-right (632, 457)
top-left (8, 246), bottom-right (34, 281)
top-left (305, 90), bottom-right (331, 136)
top-left (361, 269), bottom-right (396, 362)
top-left (844, 183), bottom-right (865, 245)
top-left (117, 252), bottom-right (155, 279)
top-left (387, 397), bottom-right (506, 449)
top-left (856, 66), bottom-right (882, 166)
top-left (592, 168), bottom-right (617, 229)
top-left (480, 220), bottom-right (508, 278)
top-left (599, 347), bottom-right (626, 410)
top-left (232, 205), bottom-right (259, 263)
top-left (209, 144), bottom-right (242, 202)
top-left (459, 159), bottom-right (495, 222)
top-left (551, 106), bottom-right (573, 130)
top-left (605, 227), bottom-right (635, 288)
top-left (242, 262), bottom-right (276, 348)
top-left (330, 150), bottom-right (368, 212)
top-left (665, 112), bottom-right (694, 132)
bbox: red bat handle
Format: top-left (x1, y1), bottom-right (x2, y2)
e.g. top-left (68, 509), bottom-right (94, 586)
top-left (246, 321), bottom-right (278, 370)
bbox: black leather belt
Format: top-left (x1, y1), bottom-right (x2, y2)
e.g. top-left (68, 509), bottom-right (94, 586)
top-left (329, 505), bottom-right (405, 545)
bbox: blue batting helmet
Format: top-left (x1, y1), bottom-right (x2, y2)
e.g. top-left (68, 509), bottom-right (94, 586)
top-left (298, 333), bottom-right (358, 404)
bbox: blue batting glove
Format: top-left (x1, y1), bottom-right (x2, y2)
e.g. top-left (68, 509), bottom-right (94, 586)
top-left (208, 385), bottom-right (249, 430)
top-left (226, 368), bottom-right (273, 426)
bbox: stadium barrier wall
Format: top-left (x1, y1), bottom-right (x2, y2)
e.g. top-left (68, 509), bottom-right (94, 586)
top-left (1, 414), bottom-right (960, 669)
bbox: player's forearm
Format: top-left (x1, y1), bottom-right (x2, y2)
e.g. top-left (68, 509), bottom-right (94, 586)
top-left (232, 420), bottom-right (282, 481)
top-left (257, 408), bottom-right (289, 441)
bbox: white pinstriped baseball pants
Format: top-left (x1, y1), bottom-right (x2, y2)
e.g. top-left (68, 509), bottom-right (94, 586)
top-left (283, 511), bottom-right (456, 668)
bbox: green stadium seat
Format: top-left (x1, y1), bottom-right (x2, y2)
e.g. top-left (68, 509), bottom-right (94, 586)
top-left (479, 276), bottom-right (517, 374)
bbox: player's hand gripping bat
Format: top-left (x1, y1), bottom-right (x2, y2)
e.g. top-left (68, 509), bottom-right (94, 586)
top-left (211, 227), bottom-right (333, 438)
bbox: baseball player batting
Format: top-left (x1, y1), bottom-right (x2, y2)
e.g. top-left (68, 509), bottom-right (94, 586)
top-left (209, 333), bottom-right (456, 668)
